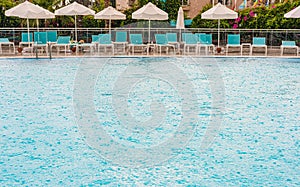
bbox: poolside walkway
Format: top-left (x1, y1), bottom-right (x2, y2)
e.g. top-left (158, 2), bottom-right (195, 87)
top-left (0, 45), bottom-right (298, 58)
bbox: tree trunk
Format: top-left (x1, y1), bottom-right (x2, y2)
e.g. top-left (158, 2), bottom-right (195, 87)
top-left (104, 0), bottom-right (110, 7)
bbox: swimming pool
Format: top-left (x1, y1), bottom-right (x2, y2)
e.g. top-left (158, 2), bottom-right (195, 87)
top-left (0, 57), bottom-right (299, 186)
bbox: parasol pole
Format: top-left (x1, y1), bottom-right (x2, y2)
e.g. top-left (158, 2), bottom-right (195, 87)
top-left (36, 19), bottom-right (40, 46)
top-left (234, 0), bottom-right (237, 10)
top-left (148, 19), bottom-right (151, 43)
top-left (109, 18), bottom-right (111, 35)
top-left (36, 19), bottom-right (39, 32)
top-left (35, 19), bottom-right (39, 58)
top-left (75, 15), bottom-right (77, 42)
top-left (27, 18), bottom-right (30, 47)
top-left (179, 28), bottom-right (182, 42)
top-left (218, 19), bottom-right (220, 47)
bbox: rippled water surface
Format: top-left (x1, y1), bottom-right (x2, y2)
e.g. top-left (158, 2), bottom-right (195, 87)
top-left (0, 57), bottom-right (299, 186)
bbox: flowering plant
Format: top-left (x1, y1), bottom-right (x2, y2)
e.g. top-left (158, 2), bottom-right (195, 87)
top-left (192, 0), bottom-right (300, 29)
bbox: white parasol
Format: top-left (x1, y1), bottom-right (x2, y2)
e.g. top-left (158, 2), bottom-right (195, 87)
top-left (132, 2), bottom-right (168, 43)
top-left (55, 2), bottom-right (95, 42)
top-left (202, 3), bottom-right (238, 47)
top-left (94, 6), bottom-right (126, 34)
top-left (5, 1), bottom-right (54, 45)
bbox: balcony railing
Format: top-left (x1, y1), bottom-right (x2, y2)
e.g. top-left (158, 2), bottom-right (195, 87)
top-left (182, 0), bottom-right (190, 6)
top-left (128, 0), bottom-right (135, 6)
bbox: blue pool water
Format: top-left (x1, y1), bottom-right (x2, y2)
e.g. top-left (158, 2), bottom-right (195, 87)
top-left (0, 57), bottom-right (299, 186)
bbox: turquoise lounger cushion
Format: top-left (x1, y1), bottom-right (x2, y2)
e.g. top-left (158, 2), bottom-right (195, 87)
top-left (155, 34), bottom-right (168, 45)
top-left (130, 34), bottom-right (143, 45)
top-left (21, 33), bottom-right (33, 42)
top-left (34, 32), bottom-right (47, 44)
top-left (282, 41), bottom-right (296, 46)
top-left (99, 34), bottom-right (112, 44)
top-left (228, 34), bottom-right (240, 45)
top-left (166, 33), bottom-right (178, 43)
top-left (47, 31), bottom-right (57, 42)
top-left (253, 37), bottom-right (266, 46)
top-left (116, 32), bottom-right (127, 43)
top-left (0, 38), bottom-right (10, 42)
top-left (56, 36), bottom-right (71, 44)
top-left (92, 35), bottom-right (99, 43)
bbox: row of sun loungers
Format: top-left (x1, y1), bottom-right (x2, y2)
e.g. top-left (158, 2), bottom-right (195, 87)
top-left (225, 34), bottom-right (298, 56)
top-left (0, 31), bottom-right (299, 56)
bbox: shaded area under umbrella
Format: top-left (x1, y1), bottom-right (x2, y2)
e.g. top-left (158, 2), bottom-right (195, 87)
top-left (55, 2), bottom-right (95, 42)
top-left (132, 2), bottom-right (168, 43)
top-left (94, 6), bottom-right (126, 35)
top-left (201, 3), bottom-right (237, 47)
top-left (5, 1), bottom-right (55, 46)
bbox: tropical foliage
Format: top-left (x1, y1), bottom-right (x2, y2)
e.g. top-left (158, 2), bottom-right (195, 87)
top-left (164, 0), bottom-right (182, 21)
top-left (192, 0), bottom-right (300, 29)
top-left (0, 0), bottom-right (186, 28)
top-left (236, 0), bottom-right (300, 29)
top-left (1, 0), bottom-right (300, 29)
top-left (0, 0), bottom-right (106, 28)
top-left (191, 4), bottom-right (231, 29)
top-left (0, 0), bottom-right (19, 27)
top-left (123, 0), bottom-right (181, 26)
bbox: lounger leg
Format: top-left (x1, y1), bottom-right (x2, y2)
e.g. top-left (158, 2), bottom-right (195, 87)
top-left (265, 46), bottom-right (267, 56)
top-left (226, 46), bottom-right (228, 56)
top-left (147, 45), bottom-right (149, 56)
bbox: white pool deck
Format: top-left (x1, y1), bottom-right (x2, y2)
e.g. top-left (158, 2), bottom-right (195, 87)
top-left (0, 45), bottom-right (299, 58)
